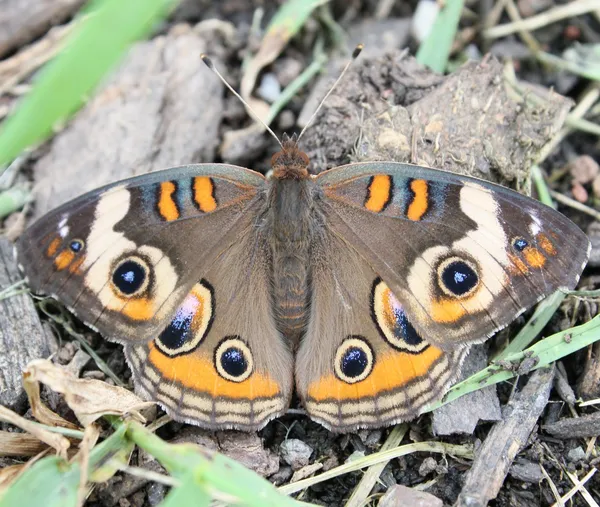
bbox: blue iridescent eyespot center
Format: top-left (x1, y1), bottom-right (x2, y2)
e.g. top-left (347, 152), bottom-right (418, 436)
top-left (440, 260), bottom-right (478, 296)
top-left (513, 237), bottom-right (528, 251)
top-left (392, 307), bottom-right (422, 345)
top-left (69, 239), bottom-right (84, 252)
top-left (220, 347), bottom-right (247, 377)
top-left (112, 259), bottom-right (146, 295)
top-left (341, 347), bottom-right (368, 378)
top-left (159, 307), bottom-right (193, 349)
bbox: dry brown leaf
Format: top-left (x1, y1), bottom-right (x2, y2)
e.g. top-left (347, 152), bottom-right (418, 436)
top-left (0, 430), bottom-right (49, 457)
top-left (24, 359), bottom-right (152, 427)
top-left (0, 405), bottom-right (70, 458)
top-left (23, 365), bottom-right (80, 430)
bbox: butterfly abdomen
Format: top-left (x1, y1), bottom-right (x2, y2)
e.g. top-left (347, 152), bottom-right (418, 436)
top-left (267, 173), bottom-right (319, 341)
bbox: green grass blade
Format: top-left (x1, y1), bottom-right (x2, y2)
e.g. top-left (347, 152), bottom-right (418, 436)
top-left (416, 0), bottom-right (464, 73)
top-left (0, 424), bottom-right (130, 507)
top-left (0, 0), bottom-right (178, 171)
top-left (127, 422), bottom-right (310, 507)
top-left (427, 313), bottom-right (600, 412)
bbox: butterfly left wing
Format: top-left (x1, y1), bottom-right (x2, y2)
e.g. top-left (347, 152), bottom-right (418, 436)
top-left (296, 232), bottom-right (467, 432)
top-left (315, 162), bottom-right (590, 349)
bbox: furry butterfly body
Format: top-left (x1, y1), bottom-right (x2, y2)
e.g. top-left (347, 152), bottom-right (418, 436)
top-left (17, 136), bottom-right (590, 432)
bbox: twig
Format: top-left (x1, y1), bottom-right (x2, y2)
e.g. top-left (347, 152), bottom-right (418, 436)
top-left (345, 425), bottom-right (408, 507)
top-left (456, 366), bottom-right (555, 506)
top-left (504, 0), bottom-right (542, 53)
top-left (537, 83), bottom-right (600, 164)
top-left (555, 469), bottom-right (597, 507)
top-left (484, 0), bottom-right (600, 39)
top-left (550, 190), bottom-right (600, 221)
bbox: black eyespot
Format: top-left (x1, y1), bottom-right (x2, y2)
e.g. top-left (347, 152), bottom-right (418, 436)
top-left (334, 337), bottom-right (374, 384)
top-left (440, 260), bottom-right (479, 296)
top-left (69, 239), bottom-right (84, 252)
top-left (341, 347), bottom-right (368, 378)
top-left (513, 237), bottom-right (528, 251)
top-left (221, 347), bottom-right (247, 377)
top-left (215, 337), bottom-right (253, 382)
top-left (112, 259), bottom-right (147, 295)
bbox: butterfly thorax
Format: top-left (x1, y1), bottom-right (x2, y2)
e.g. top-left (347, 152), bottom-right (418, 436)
top-left (268, 137), bottom-right (317, 342)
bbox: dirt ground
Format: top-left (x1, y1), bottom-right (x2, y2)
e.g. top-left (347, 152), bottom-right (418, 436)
top-left (0, 0), bottom-right (599, 506)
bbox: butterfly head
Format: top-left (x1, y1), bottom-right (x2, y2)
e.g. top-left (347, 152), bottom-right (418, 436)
top-left (271, 133), bottom-right (310, 180)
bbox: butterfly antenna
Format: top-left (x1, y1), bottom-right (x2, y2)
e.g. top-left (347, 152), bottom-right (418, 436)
top-left (297, 44), bottom-right (364, 143)
top-left (200, 54), bottom-right (283, 148)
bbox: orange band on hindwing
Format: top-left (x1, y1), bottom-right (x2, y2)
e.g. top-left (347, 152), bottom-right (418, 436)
top-left (364, 175), bottom-right (392, 212)
top-left (147, 342), bottom-right (280, 399)
top-left (193, 176), bottom-right (217, 212)
top-left (406, 179), bottom-right (429, 221)
top-left (157, 181), bottom-right (180, 221)
top-left (307, 346), bottom-right (443, 401)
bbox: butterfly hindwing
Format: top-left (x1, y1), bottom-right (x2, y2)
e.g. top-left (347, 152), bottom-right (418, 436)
top-left (125, 226), bottom-right (293, 430)
top-left (316, 162), bottom-right (590, 349)
top-left (296, 231), bottom-right (467, 432)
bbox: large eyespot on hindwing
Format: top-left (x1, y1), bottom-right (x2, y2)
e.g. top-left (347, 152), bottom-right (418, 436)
top-left (215, 336), bottom-right (254, 383)
top-left (436, 256), bottom-right (480, 299)
top-left (111, 255), bottom-right (152, 298)
top-left (334, 336), bottom-right (374, 384)
top-left (371, 278), bottom-right (428, 353)
top-left (155, 280), bottom-right (214, 357)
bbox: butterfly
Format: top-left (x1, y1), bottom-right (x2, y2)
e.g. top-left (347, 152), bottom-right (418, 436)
top-left (15, 131), bottom-right (590, 432)
top-left (15, 48), bottom-right (591, 432)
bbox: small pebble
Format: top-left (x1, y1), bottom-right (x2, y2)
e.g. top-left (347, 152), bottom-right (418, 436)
top-left (569, 155), bottom-right (599, 184)
top-left (280, 439), bottom-right (313, 470)
top-left (379, 485), bottom-right (443, 507)
top-left (567, 446), bottom-right (586, 462)
top-left (419, 457), bottom-right (438, 476)
top-left (257, 73), bottom-right (281, 104)
top-left (571, 181), bottom-right (588, 203)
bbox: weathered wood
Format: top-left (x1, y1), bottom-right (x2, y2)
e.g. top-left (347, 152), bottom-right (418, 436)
top-left (0, 0), bottom-right (84, 58)
top-left (0, 237), bottom-right (55, 411)
top-left (455, 366), bottom-right (555, 507)
top-left (31, 24), bottom-right (225, 219)
top-left (432, 345), bottom-right (502, 435)
top-left (544, 411), bottom-right (600, 439)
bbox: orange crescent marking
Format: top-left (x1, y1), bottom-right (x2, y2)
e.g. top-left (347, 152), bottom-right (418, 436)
top-left (537, 234), bottom-right (556, 255)
top-left (158, 181), bottom-right (179, 221)
top-left (122, 298), bottom-right (154, 321)
top-left (46, 237), bottom-right (61, 257)
top-left (406, 179), bottom-right (429, 221)
top-left (523, 246), bottom-right (546, 268)
top-left (193, 177), bottom-right (217, 212)
top-left (365, 175), bottom-right (392, 212)
top-left (307, 346), bottom-right (443, 401)
top-left (430, 297), bottom-right (467, 324)
top-left (54, 250), bottom-right (75, 271)
top-left (148, 342), bottom-right (280, 399)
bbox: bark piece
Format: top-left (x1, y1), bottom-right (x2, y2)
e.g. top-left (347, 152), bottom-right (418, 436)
top-left (31, 24), bottom-right (224, 219)
top-left (0, 237), bottom-right (55, 411)
top-left (0, 0), bottom-right (84, 58)
top-left (456, 366), bottom-right (555, 506)
top-left (544, 411), bottom-right (600, 439)
top-left (432, 345), bottom-right (502, 435)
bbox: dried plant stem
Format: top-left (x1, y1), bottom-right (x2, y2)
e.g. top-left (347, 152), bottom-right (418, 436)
top-left (484, 0), bottom-right (600, 39)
